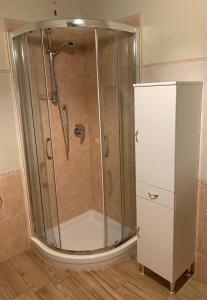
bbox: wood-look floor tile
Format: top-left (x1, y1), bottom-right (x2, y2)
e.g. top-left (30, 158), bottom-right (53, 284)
top-left (1, 249), bottom-right (207, 300)
top-left (26, 251), bottom-right (69, 285)
top-left (118, 280), bottom-right (156, 300)
top-left (0, 260), bottom-right (29, 299)
top-left (168, 277), bottom-right (207, 300)
top-left (9, 251), bottom-right (51, 291)
top-left (84, 270), bottom-right (123, 299)
top-left (34, 283), bottom-right (66, 300)
top-left (14, 290), bottom-right (39, 300)
top-left (91, 266), bottom-right (126, 290)
top-left (57, 273), bottom-right (101, 300)
top-left (113, 260), bottom-right (169, 299)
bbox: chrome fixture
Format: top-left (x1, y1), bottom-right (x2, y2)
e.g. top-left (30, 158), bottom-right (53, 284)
top-left (135, 130), bottom-right (139, 143)
top-left (46, 137), bottom-right (53, 160)
top-left (39, 92), bottom-right (57, 101)
top-left (11, 19), bottom-right (136, 39)
top-left (48, 41), bottom-right (75, 57)
top-left (45, 29), bottom-right (70, 159)
top-left (74, 124), bottom-right (85, 144)
top-left (148, 193), bottom-right (159, 200)
top-left (104, 135), bottom-right (109, 157)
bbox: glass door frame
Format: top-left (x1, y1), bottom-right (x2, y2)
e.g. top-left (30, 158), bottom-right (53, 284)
top-left (12, 31), bottom-right (62, 248)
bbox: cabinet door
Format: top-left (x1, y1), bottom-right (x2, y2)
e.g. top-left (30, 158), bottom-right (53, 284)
top-left (137, 197), bottom-right (174, 282)
top-left (134, 85), bottom-right (176, 192)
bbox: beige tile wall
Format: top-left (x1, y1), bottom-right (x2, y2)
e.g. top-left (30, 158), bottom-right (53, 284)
top-left (0, 19), bottom-right (9, 70)
top-left (196, 182), bottom-right (207, 281)
top-left (0, 19), bottom-right (31, 263)
top-left (0, 171), bottom-right (30, 263)
top-left (46, 29), bottom-right (103, 223)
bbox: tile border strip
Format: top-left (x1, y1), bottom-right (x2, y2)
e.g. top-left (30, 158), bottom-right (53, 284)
top-left (143, 56), bottom-right (207, 69)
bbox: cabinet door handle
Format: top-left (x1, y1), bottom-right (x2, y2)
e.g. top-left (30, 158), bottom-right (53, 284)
top-left (148, 193), bottom-right (159, 200)
top-left (135, 130), bottom-right (139, 143)
top-left (137, 226), bottom-right (141, 238)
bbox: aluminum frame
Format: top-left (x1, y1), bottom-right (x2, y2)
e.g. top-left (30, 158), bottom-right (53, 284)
top-left (11, 18), bottom-right (136, 39)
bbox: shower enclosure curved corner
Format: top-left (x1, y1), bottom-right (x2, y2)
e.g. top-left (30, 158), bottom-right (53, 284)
top-left (11, 18), bottom-right (138, 269)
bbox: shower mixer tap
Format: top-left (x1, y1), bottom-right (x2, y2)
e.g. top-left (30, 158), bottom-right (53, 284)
top-left (74, 124), bottom-right (85, 144)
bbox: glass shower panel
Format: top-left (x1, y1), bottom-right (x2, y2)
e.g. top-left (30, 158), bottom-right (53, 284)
top-left (117, 32), bottom-right (136, 239)
top-left (13, 34), bottom-right (46, 241)
top-left (97, 29), bottom-right (122, 247)
top-left (26, 30), bottom-right (61, 248)
top-left (44, 28), bottom-right (104, 251)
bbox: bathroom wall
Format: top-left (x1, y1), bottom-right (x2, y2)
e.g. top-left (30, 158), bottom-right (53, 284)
top-left (0, 19), bottom-right (31, 263)
top-left (0, 171), bottom-right (30, 263)
top-left (80, 0), bottom-right (207, 63)
top-left (0, 0), bottom-right (81, 21)
top-left (80, 0), bottom-right (207, 181)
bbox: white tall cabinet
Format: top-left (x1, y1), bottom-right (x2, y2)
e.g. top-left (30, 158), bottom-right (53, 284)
top-left (134, 82), bottom-right (202, 293)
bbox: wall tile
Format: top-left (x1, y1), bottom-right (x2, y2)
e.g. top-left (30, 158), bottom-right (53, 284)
top-left (195, 252), bottom-right (207, 282)
top-left (0, 171), bottom-right (30, 263)
top-left (0, 181), bottom-right (5, 222)
top-left (0, 72), bottom-right (20, 174)
top-left (1, 172), bottom-right (25, 219)
top-left (0, 19), bottom-right (9, 70)
top-left (195, 182), bottom-right (207, 281)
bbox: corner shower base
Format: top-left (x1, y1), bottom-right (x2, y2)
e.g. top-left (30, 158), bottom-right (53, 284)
top-left (59, 209), bottom-right (122, 251)
top-left (31, 209), bottom-right (136, 270)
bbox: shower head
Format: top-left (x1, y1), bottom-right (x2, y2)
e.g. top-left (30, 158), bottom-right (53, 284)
top-left (53, 41), bottom-right (75, 56)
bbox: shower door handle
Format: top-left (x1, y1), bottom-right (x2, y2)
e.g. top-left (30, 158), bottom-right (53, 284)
top-left (104, 135), bottom-right (109, 158)
top-left (135, 130), bottom-right (139, 143)
top-left (46, 137), bottom-right (53, 160)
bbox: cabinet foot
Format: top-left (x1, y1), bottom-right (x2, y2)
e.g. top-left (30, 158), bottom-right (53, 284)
top-left (140, 264), bottom-right (145, 275)
top-left (186, 266), bottom-right (192, 278)
top-left (170, 282), bottom-right (175, 295)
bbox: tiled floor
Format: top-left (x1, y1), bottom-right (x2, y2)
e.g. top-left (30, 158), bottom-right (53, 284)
top-left (0, 249), bottom-right (207, 299)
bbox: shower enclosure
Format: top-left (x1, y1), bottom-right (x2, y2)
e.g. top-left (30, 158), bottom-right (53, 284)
top-left (12, 19), bottom-right (137, 267)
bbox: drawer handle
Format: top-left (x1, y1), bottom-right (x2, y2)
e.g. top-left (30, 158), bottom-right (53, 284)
top-left (0, 197), bottom-right (2, 208)
top-left (148, 193), bottom-right (159, 200)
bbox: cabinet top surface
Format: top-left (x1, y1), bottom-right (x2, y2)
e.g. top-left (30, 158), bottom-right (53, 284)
top-left (133, 81), bottom-right (203, 87)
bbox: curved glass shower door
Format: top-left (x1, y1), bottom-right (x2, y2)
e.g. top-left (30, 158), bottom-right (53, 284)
top-left (12, 19), bottom-right (137, 254)
top-left (97, 29), bottom-right (136, 247)
top-left (13, 30), bottom-right (61, 248)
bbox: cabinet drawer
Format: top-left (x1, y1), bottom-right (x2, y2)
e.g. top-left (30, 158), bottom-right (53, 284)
top-left (136, 181), bottom-right (175, 209)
